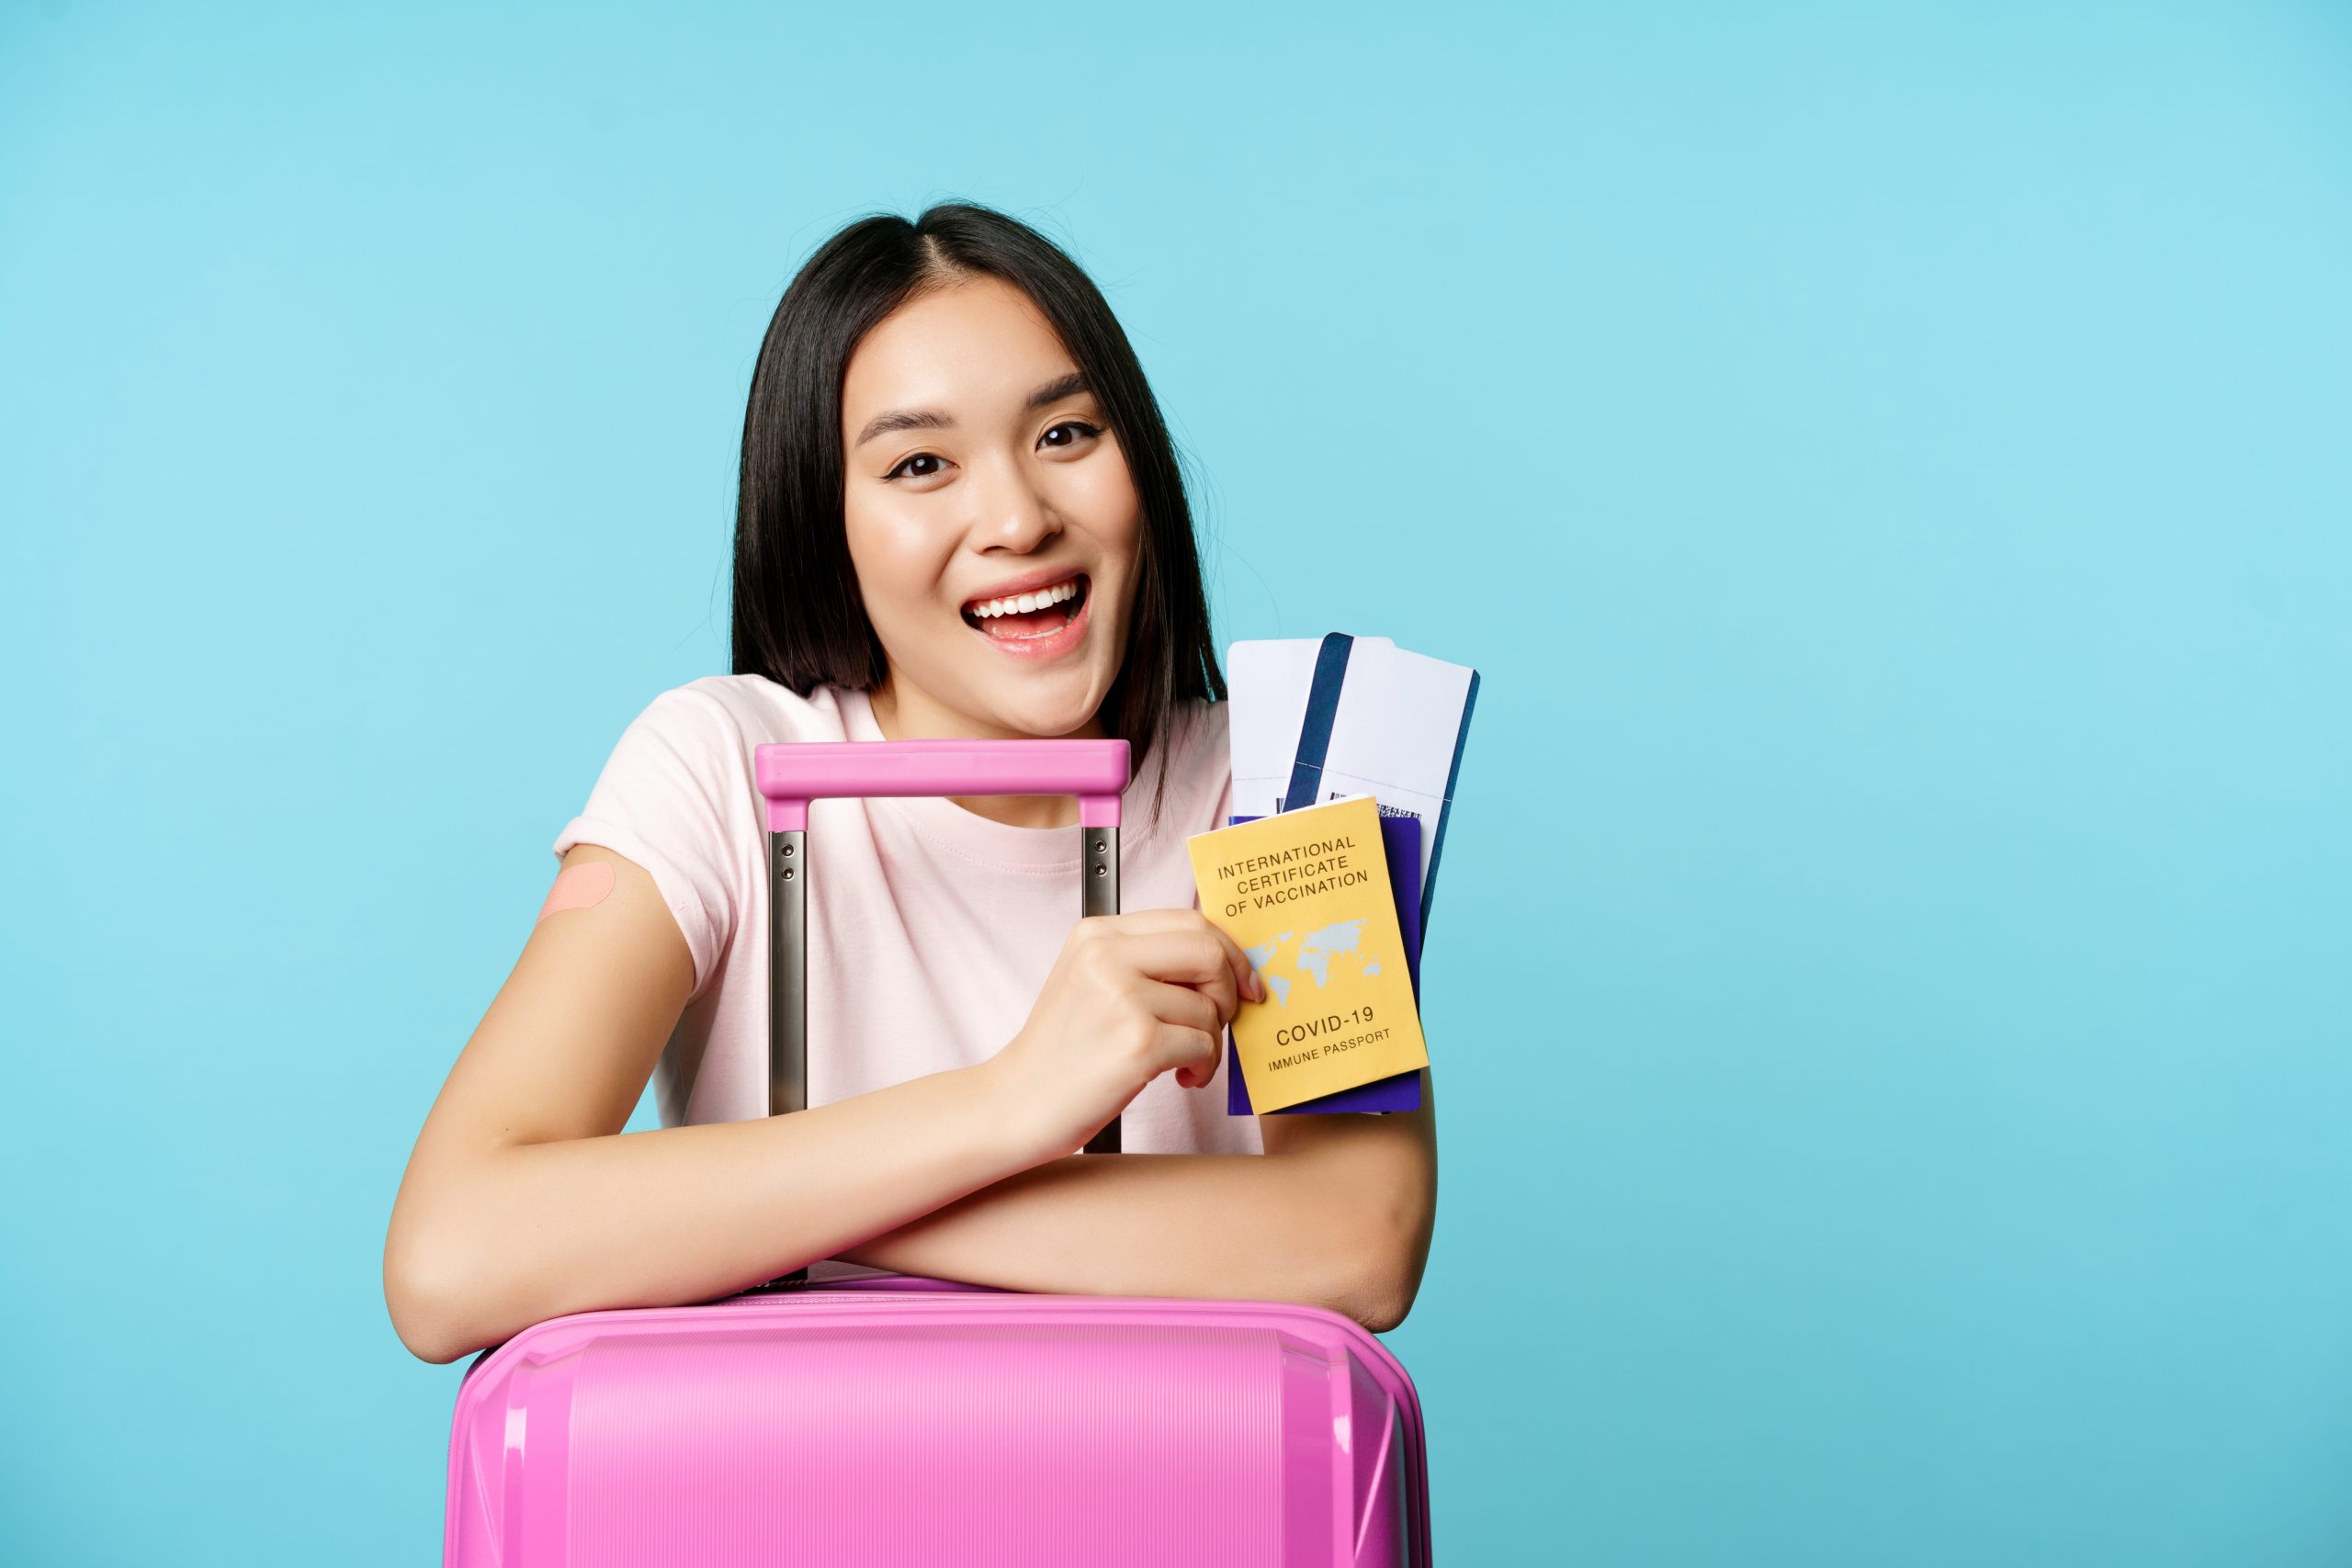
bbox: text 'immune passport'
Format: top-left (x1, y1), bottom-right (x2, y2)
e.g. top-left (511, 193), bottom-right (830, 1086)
top-left (1186, 795), bottom-right (1430, 1111)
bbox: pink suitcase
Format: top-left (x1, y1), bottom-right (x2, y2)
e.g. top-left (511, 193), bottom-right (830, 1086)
top-left (442, 739), bottom-right (1434, 1565)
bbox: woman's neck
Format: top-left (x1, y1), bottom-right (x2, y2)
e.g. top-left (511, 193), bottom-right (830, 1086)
top-left (865, 679), bottom-right (1097, 830)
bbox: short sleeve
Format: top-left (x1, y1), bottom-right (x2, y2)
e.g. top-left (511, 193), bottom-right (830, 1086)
top-left (552, 685), bottom-right (755, 999)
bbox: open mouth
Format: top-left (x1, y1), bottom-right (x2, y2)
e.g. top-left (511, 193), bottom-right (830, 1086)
top-left (960, 573), bottom-right (1090, 641)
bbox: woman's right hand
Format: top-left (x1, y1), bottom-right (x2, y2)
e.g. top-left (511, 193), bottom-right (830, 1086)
top-left (986, 908), bottom-right (1265, 1163)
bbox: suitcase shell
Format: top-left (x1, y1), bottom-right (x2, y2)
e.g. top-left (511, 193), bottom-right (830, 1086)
top-left (441, 738), bottom-right (1433, 1563)
top-left (444, 1274), bottom-right (1430, 1566)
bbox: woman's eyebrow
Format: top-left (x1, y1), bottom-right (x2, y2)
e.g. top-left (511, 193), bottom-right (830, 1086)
top-left (853, 371), bottom-right (1093, 449)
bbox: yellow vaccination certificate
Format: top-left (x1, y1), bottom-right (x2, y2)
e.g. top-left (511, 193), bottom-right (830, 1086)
top-left (1185, 795), bottom-right (1430, 1111)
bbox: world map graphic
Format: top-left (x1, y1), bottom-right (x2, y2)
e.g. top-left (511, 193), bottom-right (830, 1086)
top-left (1243, 919), bottom-right (1385, 1009)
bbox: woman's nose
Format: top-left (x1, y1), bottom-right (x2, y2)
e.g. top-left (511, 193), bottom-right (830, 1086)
top-left (967, 459), bottom-right (1059, 553)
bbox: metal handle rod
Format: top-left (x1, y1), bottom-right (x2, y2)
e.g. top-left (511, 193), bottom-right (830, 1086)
top-left (1079, 822), bottom-right (1120, 1155)
top-left (768, 829), bottom-right (809, 1122)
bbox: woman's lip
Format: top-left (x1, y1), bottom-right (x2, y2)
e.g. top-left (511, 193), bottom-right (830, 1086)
top-left (964, 579), bottom-right (1092, 661)
top-left (961, 567), bottom-right (1088, 613)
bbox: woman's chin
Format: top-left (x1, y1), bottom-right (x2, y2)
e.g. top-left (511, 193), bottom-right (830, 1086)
top-left (974, 675), bottom-right (1111, 740)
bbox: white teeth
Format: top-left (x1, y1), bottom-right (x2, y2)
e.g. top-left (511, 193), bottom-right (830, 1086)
top-left (968, 579), bottom-right (1080, 619)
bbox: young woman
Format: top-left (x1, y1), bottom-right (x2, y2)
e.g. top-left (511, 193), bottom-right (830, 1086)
top-left (383, 203), bottom-right (1438, 1364)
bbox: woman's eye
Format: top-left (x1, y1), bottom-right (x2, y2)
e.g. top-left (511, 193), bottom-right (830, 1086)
top-left (884, 453), bottom-right (947, 481)
top-left (1041, 420), bottom-right (1102, 450)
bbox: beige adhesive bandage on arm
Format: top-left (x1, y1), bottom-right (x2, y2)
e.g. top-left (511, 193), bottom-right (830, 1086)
top-left (537, 861), bottom-right (616, 922)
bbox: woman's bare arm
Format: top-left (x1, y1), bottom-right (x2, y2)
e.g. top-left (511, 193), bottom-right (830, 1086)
top-left (387, 841), bottom-right (1432, 1362)
top-left (839, 1079), bottom-right (1439, 1332)
top-left (383, 843), bottom-right (1045, 1363)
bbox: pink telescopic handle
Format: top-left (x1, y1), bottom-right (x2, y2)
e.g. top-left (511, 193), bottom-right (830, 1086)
top-left (752, 734), bottom-right (1131, 1159)
top-left (753, 738), bottom-right (1130, 832)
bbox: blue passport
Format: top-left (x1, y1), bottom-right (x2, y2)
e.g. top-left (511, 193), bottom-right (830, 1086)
top-left (1226, 811), bottom-right (1426, 1114)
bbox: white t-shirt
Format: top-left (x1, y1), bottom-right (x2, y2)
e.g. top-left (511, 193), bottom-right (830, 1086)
top-left (553, 675), bottom-right (1262, 1156)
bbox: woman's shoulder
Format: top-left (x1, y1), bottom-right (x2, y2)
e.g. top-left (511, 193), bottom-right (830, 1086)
top-left (1164, 695), bottom-right (1229, 768)
top-left (574, 677), bottom-right (863, 821)
top-left (616, 674), bottom-right (859, 753)
top-left (1143, 695), bottom-right (1231, 830)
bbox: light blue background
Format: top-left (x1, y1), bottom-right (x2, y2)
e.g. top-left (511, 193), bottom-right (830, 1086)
top-left (5, 3), bottom-right (2348, 1562)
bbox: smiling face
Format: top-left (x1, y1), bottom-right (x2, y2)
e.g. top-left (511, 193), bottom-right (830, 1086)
top-left (840, 274), bottom-right (1141, 743)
